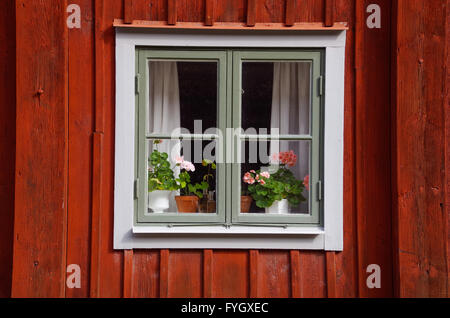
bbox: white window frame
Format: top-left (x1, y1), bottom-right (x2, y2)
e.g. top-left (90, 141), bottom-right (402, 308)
top-left (114, 27), bottom-right (346, 250)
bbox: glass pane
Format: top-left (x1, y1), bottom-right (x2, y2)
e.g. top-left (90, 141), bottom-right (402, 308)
top-left (241, 61), bottom-right (311, 135)
top-left (240, 139), bottom-right (310, 214)
top-left (147, 61), bottom-right (217, 135)
top-left (146, 139), bottom-right (218, 214)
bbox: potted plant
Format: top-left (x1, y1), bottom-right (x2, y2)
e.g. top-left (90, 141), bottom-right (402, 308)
top-left (198, 159), bottom-right (216, 213)
top-left (174, 156), bottom-right (208, 213)
top-left (147, 140), bottom-right (178, 213)
top-left (241, 170), bottom-right (256, 213)
top-left (245, 150), bottom-right (307, 214)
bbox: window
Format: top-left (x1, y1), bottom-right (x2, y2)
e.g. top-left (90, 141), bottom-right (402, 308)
top-left (115, 28), bottom-right (345, 250)
top-left (135, 48), bottom-right (323, 227)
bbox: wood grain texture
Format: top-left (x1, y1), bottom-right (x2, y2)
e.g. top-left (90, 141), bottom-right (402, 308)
top-left (205, 0), bottom-right (215, 26)
top-left (66, 0), bottom-right (94, 298)
top-left (12, 0), bottom-right (69, 298)
top-left (124, 0), bottom-right (133, 24)
top-left (355, 0), bottom-right (394, 297)
top-left (285, 0), bottom-right (296, 26)
top-left (203, 250), bottom-right (213, 297)
top-left (393, 0), bottom-right (448, 297)
top-left (246, 0), bottom-right (256, 26)
top-left (290, 251), bottom-right (301, 297)
top-left (168, 251), bottom-right (203, 297)
top-left (0, 0), bottom-right (15, 298)
top-left (159, 249), bottom-right (169, 297)
top-left (325, 252), bottom-right (336, 297)
top-left (249, 250), bottom-right (259, 297)
top-left (123, 250), bottom-right (134, 297)
top-left (211, 251), bottom-right (249, 298)
top-left (167, 0), bottom-right (177, 25)
top-left (324, 0), bottom-right (335, 26)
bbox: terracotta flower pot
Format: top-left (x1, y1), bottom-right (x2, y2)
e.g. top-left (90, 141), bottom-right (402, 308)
top-left (240, 195), bottom-right (253, 213)
top-left (175, 195), bottom-right (199, 213)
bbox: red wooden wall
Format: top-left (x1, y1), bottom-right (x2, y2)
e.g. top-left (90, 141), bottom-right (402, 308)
top-left (0, 0), bottom-right (15, 298)
top-left (1, 0), bottom-right (447, 298)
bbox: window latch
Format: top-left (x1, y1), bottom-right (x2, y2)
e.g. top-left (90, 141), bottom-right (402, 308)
top-left (135, 74), bottom-right (140, 94)
top-left (318, 76), bottom-right (324, 96)
top-left (134, 179), bottom-right (139, 199)
top-left (317, 180), bottom-right (322, 201)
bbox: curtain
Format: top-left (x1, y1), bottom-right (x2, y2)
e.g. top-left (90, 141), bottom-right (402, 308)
top-left (148, 61), bottom-right (181, 212)
top-left (270, 62), bottom-right (311, 212)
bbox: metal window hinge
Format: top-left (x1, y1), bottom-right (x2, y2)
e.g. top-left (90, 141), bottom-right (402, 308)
top-left (318, 76), bottom-right (324, 96)
top-left (317, 180), bottom-right (322, 201)
top-left (134, 179), bottom-right (139, 199)
top-left (135, 74), bottom-right (140, 94)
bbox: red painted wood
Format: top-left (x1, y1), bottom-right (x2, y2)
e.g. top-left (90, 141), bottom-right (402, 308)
top-left (246, 0), bottom-right (256, 26)
top-left (160, 250), bottom-right (169, 297)
top-left (167, 0), bottom-right (177, 25)
top-left (257, 251), bottom-right (291, 298)
top-left (249, 250), bottom-right (259, 297)
top-left (123, 250), bottom-right (134, 297)
top-left (298, 251), bottom-right (327, 298)
top-left (285, 0), bottom-right (296, 26)
top-left (124, 0), bottom-right (133, 23)
top-left (203, 250), bottom-right (213, 297)
top-left (168, 251), bottom-right (203, 297)
top-left (205, 0), bottom-right (215, 26)
top-left (12, 0), bottom-right (68, 298)
top-left (333, 0), bottom-right (359, 298)
top-left (131, 250), bottom-right (160, 298)
top-left (66, 0), bottom-right (94, 298)
top-left (324, 0), bottom-right (335, 27)
top-left (0, 0), bottom-right (15, 298)
top-left (325, 252), bottom-right (336, 297)
top-left (290, 251), bottom-right (301, 297)
top-left (393, 0), bottom-right (448, 297)
top-left (354, 0), bottom-right (394, 298)
top-left (211, 251), bottom-right (249, 298)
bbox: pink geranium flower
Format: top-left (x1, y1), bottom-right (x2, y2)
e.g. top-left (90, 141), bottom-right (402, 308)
top-left (260, 171), bottom-right (270, 179)
top-left (175, 155), bottom-right (184, 164)
top-left (303, 175), bottom-right (309, 191)
top-left (243, 172), bottom-right (255, 184)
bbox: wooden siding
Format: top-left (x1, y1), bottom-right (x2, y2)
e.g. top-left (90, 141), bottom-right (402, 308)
top-left (0, 0), bottom-right (15, 298)
top-left (2, 0), bottom-right (448, 298)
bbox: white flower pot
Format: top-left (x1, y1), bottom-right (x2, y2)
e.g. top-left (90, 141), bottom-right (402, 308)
top-left (148, 190), bottom-right (172, 213)
top-left (265, 199), bottom-right (290, 214)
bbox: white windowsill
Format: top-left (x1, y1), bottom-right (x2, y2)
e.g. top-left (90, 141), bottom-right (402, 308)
top-left (132, 225), bottom-right (325, 235)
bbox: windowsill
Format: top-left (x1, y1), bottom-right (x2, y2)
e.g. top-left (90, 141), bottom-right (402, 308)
top-left (132, 225), bottom-right (324, 235)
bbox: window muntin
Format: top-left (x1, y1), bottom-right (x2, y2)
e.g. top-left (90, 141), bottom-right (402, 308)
top-left (135, 49), bottom-right (323, 226)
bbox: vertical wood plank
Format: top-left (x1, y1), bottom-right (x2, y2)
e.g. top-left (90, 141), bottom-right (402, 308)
top-left (90, 0), bottom-right (105, 298)
top-left (249, 250), bottom-right (258, 297)
top-left (167, 0), bottom-right (177, 25)
top-left (324, 0), bottom-right (335, 26)
top-left (258, 251), bottom-right (291, 298)
top-left (0, 0), bottom-right (15, 298)
top-left (326, 252), bottom-right (337, 297)
top-left (333, 0), bottom-right (359, 298)
top-left (290, 251), bottom-right (301, 298)
top-left (393, 0), bottom-right (449, 297)
top-left (12, 0), bottom-right (68, 298)
top-left (124, 0), bottom-right (133, 24)
top-left (168, 251), bottom-right (203, 297)
top-left (203, 250), bottom-right (213, 297)
top-left (285, 0), bottom-right (296, 26)
top-left (131, 251), bottom-right (160, 298)
top-left (211, 251), bottom-right (249, 298)
top-left (159, 249), bottom-right (169, 297)
top-left (123, 250), bottom-right (134, 298)
top-left (355, 0), bottom-right (394, 298)
top-left (247, 0), bottom-right (256, 26)
top-left (66, 0), bottom-right (94, 298)
top-left (205, 0), bottom-right (215, 26)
